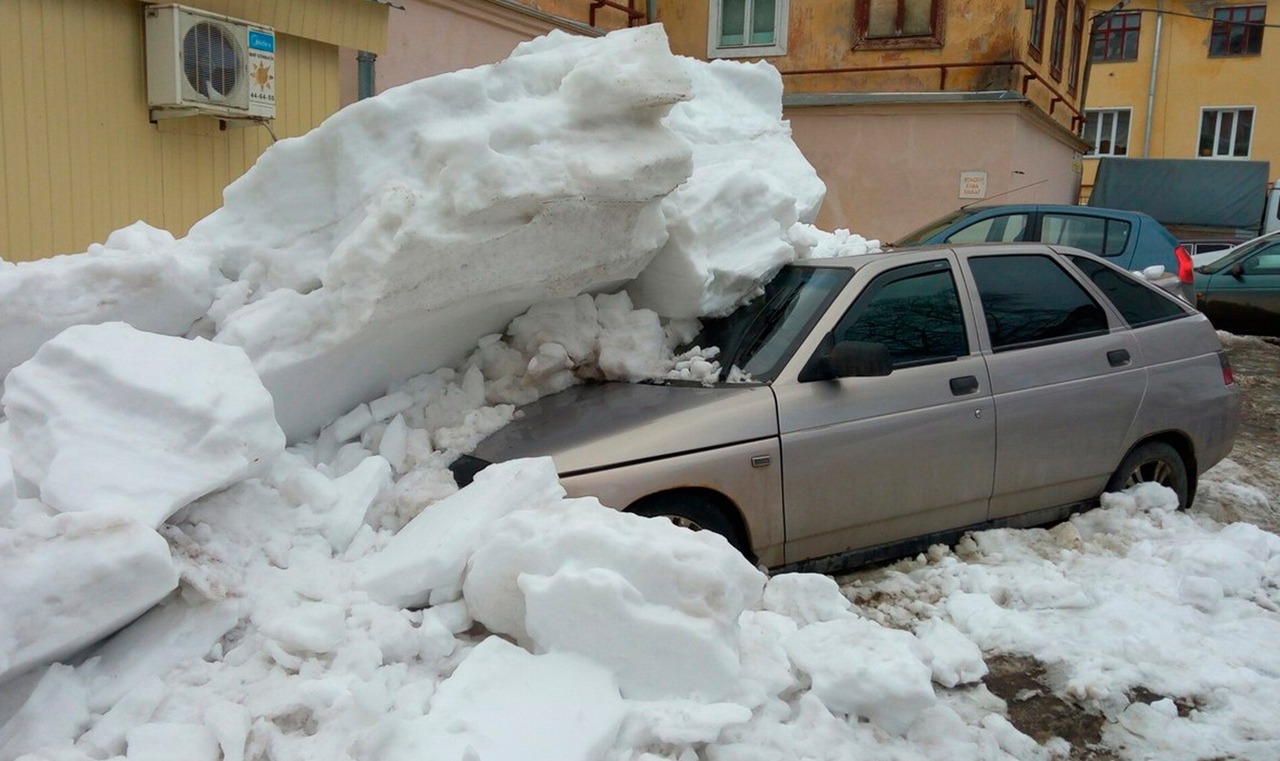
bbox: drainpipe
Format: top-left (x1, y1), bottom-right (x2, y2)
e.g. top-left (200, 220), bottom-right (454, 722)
top-left (1142, 1), bottom-right (1163, 156)
top-left (357, 51), bottom-right (377, 100)
top-left (646, 0), bottom-right (655, 23)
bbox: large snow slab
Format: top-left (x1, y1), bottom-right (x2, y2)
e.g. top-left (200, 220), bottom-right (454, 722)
top-left (0, 223), bottom-right (214, 381)
top-left (0, 512), bottom-right (177, 686)
top-left (188, 26), bottom-right (694, 440)
top-left (2, 323), bottom-right (284, 528)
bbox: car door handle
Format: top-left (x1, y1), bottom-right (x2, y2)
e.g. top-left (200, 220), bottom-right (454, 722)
top-left (949, 375), bottom-right (979, 396)
top-left (1107, 349), bottom-right (1131, 367)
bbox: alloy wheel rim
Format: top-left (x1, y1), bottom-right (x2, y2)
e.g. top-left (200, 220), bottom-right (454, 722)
top-left (1124, 458), bottom-right (1175, 489)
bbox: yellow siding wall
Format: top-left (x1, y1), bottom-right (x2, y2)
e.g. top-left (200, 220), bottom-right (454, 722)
top-left (0, 0), bottom-right (372, 262)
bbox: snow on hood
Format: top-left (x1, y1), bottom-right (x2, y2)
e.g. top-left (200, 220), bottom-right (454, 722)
top-left (1, 23), bottom-right (1278, 761)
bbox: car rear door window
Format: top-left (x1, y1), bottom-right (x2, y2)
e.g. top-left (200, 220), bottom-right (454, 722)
top-left (1038, 213), bottom-right (1131, 256)
top-left (835, 261), bottom-right (968, 368)
top-left (1066, 254), bottom-right (1189, 327)
top-left (969, 254), bottom-right (1109, 350)
top-left (945, 214), bottom-right (1030, 244)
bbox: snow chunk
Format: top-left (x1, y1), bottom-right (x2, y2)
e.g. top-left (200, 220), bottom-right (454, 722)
top-left (125, 723), bottom-right (220, 761)
top-left (630, 57), bottom-right (826, 319)
top-left (363, 637), bottom-right (625, 761)
top-left (464, 495), bottom-right (766, 650)
top-left (784, 618), bottom-right (937, 736)
top-left (914, 618), bottom-right (988, 688)
top-left (761, 573), bottom-right (856, 626)
top-left (0, 513), bottom-right (178, 686)
top-left (356, 458), bottom-right (566, 609)
top-left (191, 26), bottom-right (694, 441)
top-left (2, 323), bottom-right (284, 528)
top-left (521, 566), bottom-right (742, 700)
top-left (0, 222), bottom-right (214, 381)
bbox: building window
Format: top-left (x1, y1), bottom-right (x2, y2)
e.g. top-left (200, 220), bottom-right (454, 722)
top-left (1050, 0), bottom-right (1068, 79)
top-left (1199, 108), bottom-right (1254, 157)
top-left (708, 0), bottom-right (789, 58)
top-left (853, 0), bottom-right (945, 49)
top-left (1068, 0), bottom-right (1085, 93)
top-left (1029, 0), bottom-right (1047, 60)
top-left (1209, 5), bottom-right (1265, 56)
top-left (1090, 11), bottom-right (1140, 61)
top-left (1084, 109), bottom-right (1131, 156)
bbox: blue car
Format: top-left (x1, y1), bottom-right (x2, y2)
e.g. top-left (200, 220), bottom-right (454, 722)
top-left (894, 204), bottom-right (1193, 302)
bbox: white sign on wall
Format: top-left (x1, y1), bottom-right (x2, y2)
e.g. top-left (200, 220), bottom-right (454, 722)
top-left (959, 171), bottom-right (988, 200)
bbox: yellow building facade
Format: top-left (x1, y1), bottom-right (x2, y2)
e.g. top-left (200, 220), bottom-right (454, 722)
top-left (0, 0), bottom-right (388, 262)
top-left (1080, 0), bottom-right (1279, 199)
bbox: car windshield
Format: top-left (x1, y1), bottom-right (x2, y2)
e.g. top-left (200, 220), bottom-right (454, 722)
top-left (893, 209), bottom-right (978, 246)
top-left (688, 266), bottom-right (850, 382)
top-left (1198, 233), bottom-right (1280, 274)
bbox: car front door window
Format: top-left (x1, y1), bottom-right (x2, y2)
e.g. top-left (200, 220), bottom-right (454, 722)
top-left (834, 261), bottom-right (968, 368)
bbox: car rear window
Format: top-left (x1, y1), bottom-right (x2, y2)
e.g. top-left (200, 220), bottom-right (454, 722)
top-left (1065, 254), bottom-right (1189, 327)
top-left (968, 254), bottom-right (1109, 351)
top-left (1039, 214), bottom-right (1131, 256)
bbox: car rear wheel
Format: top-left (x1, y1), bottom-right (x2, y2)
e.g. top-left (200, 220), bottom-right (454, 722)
top-left (628, 492), bottom-right (750, 557)
top-left (1105, 441), bottom-right (1190, 510)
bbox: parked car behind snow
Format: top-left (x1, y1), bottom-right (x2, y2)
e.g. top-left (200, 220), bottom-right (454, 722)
top-left (453, 245), bottom-right (1239, 573)
top-left (892, 204), bottom-right (1194, 302)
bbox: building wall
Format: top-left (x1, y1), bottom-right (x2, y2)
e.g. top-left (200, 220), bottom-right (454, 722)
top-left (1081, 0), bottom-right (1279, 196)
top-left (656, 0), bottom-right (1088, 134)
top-left (341, 0), bottom-right (603, 105)
top-left (789, 101), bottom-right (1085, 241)
top-left (0, 0), bottom-right (387, 262)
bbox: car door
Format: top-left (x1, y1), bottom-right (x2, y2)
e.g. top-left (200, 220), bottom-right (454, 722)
top-left (1198, 241), bottom-right (1280, 336)
top-left (773, 255), bottom-right (996, 564)
top-left (962, 251), bottom-right (1147, 519)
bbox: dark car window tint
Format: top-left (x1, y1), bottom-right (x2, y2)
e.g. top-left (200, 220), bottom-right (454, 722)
top-left (835, 261), bottom-right (968, 368)
top-left (945, 214), bottom-right (1029, 244)
top-left (1067, 254), bottom-right (1188, 327)
top-left (1039, 214), bottom-right (1130, 256)
top-left (1243, 243), bottom-right (1280, 274)
top-left (969, 255), bottom-right (1109, 351)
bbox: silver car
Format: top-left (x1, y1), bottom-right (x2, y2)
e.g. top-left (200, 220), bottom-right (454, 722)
top-left (454, 244), bottom-right (1240, 572)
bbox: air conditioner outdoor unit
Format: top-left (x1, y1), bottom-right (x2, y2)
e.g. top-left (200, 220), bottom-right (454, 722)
top-left (145, 4), bottom-right (275, 122)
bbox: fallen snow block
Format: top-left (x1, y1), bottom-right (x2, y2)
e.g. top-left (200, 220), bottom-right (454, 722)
top-left (463, 495), bottom-right (766, 648)
top-left (784, 618), bottom-right (937, 736)
top-left (0, 448), bottom-right (14, 522)
top-left (2, 322), bottom-right (284, 527)
top-left (0, 664), bottom-right (90, 760)
top-left (84, 597), bottom-right (240, 712)
top-left (322, 455), bottom-right (391, 552)
top-left (760, 572), bottom-right (856, 626)
top-left (914, 618), bottom-right (988, 688)
top-left (356, 458), bottom-right (566, 609)
top-left (125, 723), bottom-right (221, 761)
top-left (188, 25), bottom-right (694, 441)
top-left (256, 602), bottom-right (346, 657)
top-left (0, 222), bottom-right (214, 382)
top-left (521, 567), bottom-right (742, 700)
top-left (362, 637), bottom-right (625, 761)
top-left (0, 513), bottom-right (178, 686)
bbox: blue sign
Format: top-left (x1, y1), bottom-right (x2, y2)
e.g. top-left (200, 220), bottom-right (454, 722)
top-left (248, 30), bottom-right (275, 53)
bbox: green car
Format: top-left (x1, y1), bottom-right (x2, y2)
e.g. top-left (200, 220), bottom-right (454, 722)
top-left (1194, 232), bottom-right (1280, 337)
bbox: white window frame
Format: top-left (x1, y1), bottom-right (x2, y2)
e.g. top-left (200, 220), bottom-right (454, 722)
top-left (708, 0), bottom-right (789, 58)
top-left (1198, 106), bottom-right (1255, 158)
top-left (1083, 108), bottom-right (1132, 156)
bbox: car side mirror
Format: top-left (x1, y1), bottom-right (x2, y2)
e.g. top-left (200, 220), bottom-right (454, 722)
top-left (1230, 263), bottom-right (1245, 279)
top-left (800, 337), bottom-right (893, 382)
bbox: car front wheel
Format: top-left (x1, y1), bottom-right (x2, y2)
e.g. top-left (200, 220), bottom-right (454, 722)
top-left (628, 492), bottom-right (750, 558)
top-left (1105, 441), bottom-right (1191, 510)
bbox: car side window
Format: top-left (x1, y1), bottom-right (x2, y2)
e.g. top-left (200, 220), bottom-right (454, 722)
top-left (1039, 214), bottom-right (1130, 256)
top-left (835, 261), bottom-right (968, 368)
top-left (1066, 254), bottom-right (1188, 327)
top-left (1242, 243), bottom-right (1280, 274)
top-left (945, 214), bottom-right (1029, 244)
top-left (969, 255), bottom-right (1110, 351)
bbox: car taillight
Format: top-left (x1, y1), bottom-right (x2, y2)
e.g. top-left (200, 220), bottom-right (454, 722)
top-left (1220, 351), bottom-right (1235, 385)
top-left (1175, 244), bottom-right (1194, 284)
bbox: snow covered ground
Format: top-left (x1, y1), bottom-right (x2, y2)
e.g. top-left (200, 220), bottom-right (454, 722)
top-left (2, 24), bottom-right (1278, 761)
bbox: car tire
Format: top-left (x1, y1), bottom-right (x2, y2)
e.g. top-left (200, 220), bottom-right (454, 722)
top-left (1105, 441), bottom-right (1191, 510)
top-left (629, 492), bottom-right (750, 557)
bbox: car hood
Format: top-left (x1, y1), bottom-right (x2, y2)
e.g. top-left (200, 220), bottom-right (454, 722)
top-left (471, 381), bottom-right (780, 475)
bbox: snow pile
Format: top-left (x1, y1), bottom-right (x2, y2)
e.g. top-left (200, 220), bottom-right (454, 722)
top-left (628, 59), bottom-right (828, 319)
top-left (0, 223), bottom-right (213, 381)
